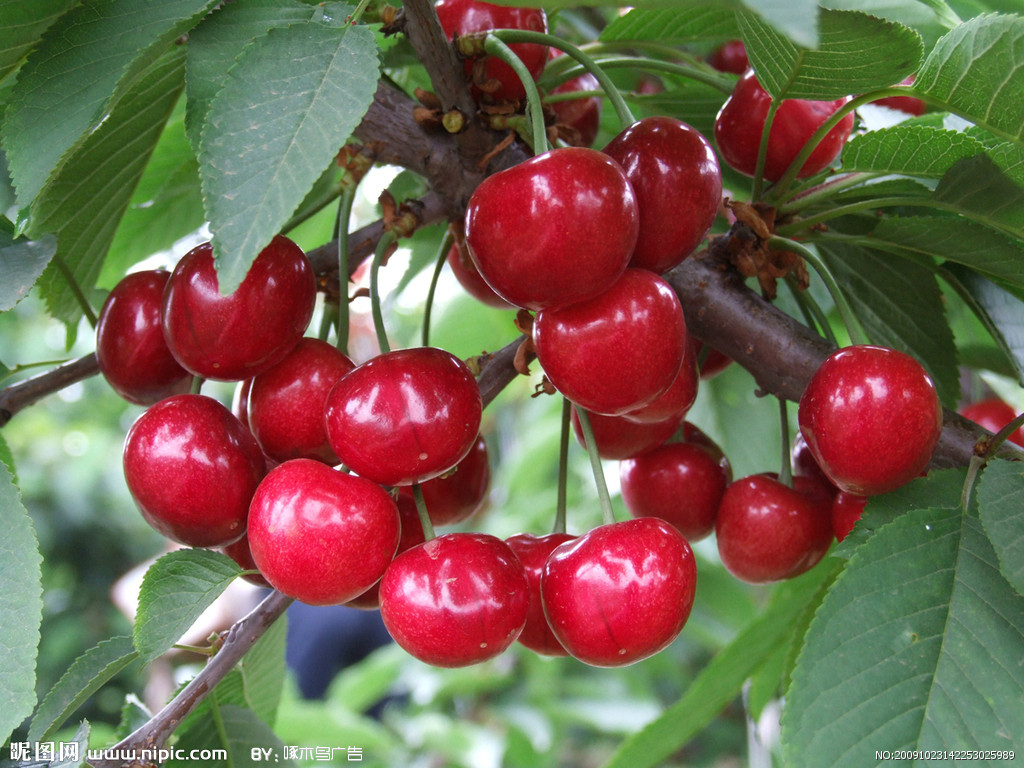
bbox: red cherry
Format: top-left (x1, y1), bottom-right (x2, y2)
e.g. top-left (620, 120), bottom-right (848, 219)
top-left (548, 51), bottom-right (601, 147)
top-left (622, 337), bottom-right (699, 424)
top-left (872, 76), bottom-right (925, 116)
top-left (832, 491), bottom-right (867, 542)
top-left (619, 433), bottom-right (732, 542)
top-left (692, 339), bottom-right (733, 380)
top-left (434, 0), bottom-right (548, 103)
top-left (247, 338), bottom-right (355, 464)
top-left (798, 345), bottom-right (943, 496)
top-left (533, 269), bottom-right (687, 415)
top-left (464, 147), bottom-right (638, 311)
top-left (221, 534), bottom-right (272, 589)
top-left (324, 347), bottom-right (483, 486)
top-left (247, 459), bottom-right (400, 605)
top-left (715, 473), bottom-right (834, 583)
top-left (346, 493), bottom-right (428, 610)
top-left (714, 69), bottom-right (854, 181)
top-left (708, 40), bottom-right (748, 74)
top-left (505, 532), bottom-right (576, 656)
top-left (162, 236), bottom-right (316, 381)
top-left (541, 518), bottom-right (697, 666)
top-left (604, 117), bottom-right (722, 274)
top-left (379, 532), bottom-right (530, 667)
top-left (95, 270), bottom-right (193, 405)
top-left (960, 397), bottom-right (1024, 448)
top-left (447, 240), bottom-right (514, 309)
top-left (571, 406), bottom-right (683, 460)
top-left (396, 434), bottom-right (491, 526)
top-left (791, 431), bottom-right (838, 497)
top-left (122, 394), bottom-right (265, 547)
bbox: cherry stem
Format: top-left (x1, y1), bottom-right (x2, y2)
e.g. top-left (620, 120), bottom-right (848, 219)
top-left (422, 229), bottom-right (454, 348)
top-left (961, 411), bottom-right (1024, 510)
top-left (769, 236), bottom-right (870, 347)
top-left (786, 274), bottom-right (838, 347)
top-left (484, 34), bottom-right (549, 154)
top-left (548, 56), bottom-right (734, 94)
top-left (369, 230), bottom-right (398, 355)
top-left (348, 0), bottom-right (374, 25)
top-left (189, 376), bottom-right (204, 395)
top-left (750, 99), bottom-right (781, 201)
top-left (778, 397), bottom-right (793, 487)
top-left (335, 184), bottom-right (357, 355)
top-left (573, 407), bottom-right (616, 527)
top-left (490, 29), bottom-right (636, 130)
top-left (554, 398), bottom-right (571, 535)
top-left (411, 483), bottom-right (436, 541)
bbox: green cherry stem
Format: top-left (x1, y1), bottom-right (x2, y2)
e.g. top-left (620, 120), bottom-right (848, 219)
top-left (189, 376), bottom-right (205, 395)
top-left (484, 34), bottom-right (549, 153)
top-left (369, 230), bottom-right (398, 355)
top-left (422, 229), bottom-right (455, 348)
top-left (751, 99), bottom-right (781, 201)
top-left (554, 397), bottom-right (571, 535)
top-left (335, 184), bottom-right (357, 355)
top-left (411, 483), bottom-right (437, 542)
top-left (785, 274), bottom-right (838, 347)
top-left (548, 56), bottom-right (734, 94)
top-left (961, 412), bottom-right (1024, 511)
top-left (574, 407), bottom-right (616, 526)
top-left (778, 397), bottom-right (793, 488)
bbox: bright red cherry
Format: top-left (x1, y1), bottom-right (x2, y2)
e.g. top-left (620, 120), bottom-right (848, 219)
top-left (791, 431), bottom-right (838, 497)
top-left (247, 459), bottom-right (400, 605)
top-left (714, 69), bottom-right (854, 181)
top-left (604, 117), bottom-right (722, 274)
top-left (715, 473), bottom-right (834, 584)
top-left (162, 236), bottom-right (316, 381)
top-left (506, 532), bottom-right (576, 656)
top-left (872, 76), bottom-right (925, 116)
top-left (95, 270), bottom-right (193, 405)
top-left (221, 534), bottom-right (273, 589)
top-left (533, 269), bottom-right (687, 415)
top-left (620, 434), bottom-right (732, 542)
top-left (798, 345), bottom-right (942, 496)
top-left (464, 147), bottom-right (638, 311)
top-left (324, 347), bottom-right (483, 486)
top-left (548, 51), bottom-right (601, 147)
top-left (247, 338), bottom-right (355, 464)
top-left (708, 40), bottom-right (748, 74)
top-left (447, 240), bottom-right (514, 309)
top-left (960, 397), bottom-right (1024, 448)
top-left (396, 434), bottom-right (491, 527)
top-left (434, 0), bottom-right (548, 103)
top-left (123, 394), bottom-right (265, 547)
top-left (572, 406), bottom-right (683, 460)
top-left (832, 490), bottom-right (867, 542)
top-left (379, 532), bottom-right (530, 667)
top-left (622, 338), bottom-right (699, 424)
top-left (346, 493), bottom-right (427, 610)
top-left (541, 518), bottom-right (697, 667)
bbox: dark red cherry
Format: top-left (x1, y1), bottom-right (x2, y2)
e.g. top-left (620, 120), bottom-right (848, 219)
top-left (324, 347), bottom-right (483, 487)
top-left (506, 532), bottom-right (576, 656)
top-left (247, 459), bottom-right (400, 605)
top-left (346, 493), bottom-right (428, 610)
top-left (533, 269), bottom-right (687, 415)
top-left (446, 239), bottom-right (514, 309)
top-left (714, 69), bottom-right (854, 181)
top-left (379, 532), bottom-right (530, 667)
top-left (604, 116), bottom-right (722, 274)
top-left (95, 270), bottom-right (193, 405)
top-left (832, 490), bottom-right (867, 542)
top-left (396, 434), bottom-right (491, 526)
top-left (434, 0), bottom-right (548, 103)
top-left (122, 394), bottom-right (265, 547)
top-left (464, 147), bottom-right (638, 311)
top-left (548, 51), bottom-right (601, 147)
top-left (872, 76), bottom-right (925, 116)
top-left (622, 337), bottom-right (699, 424)
top-left (715, 473), bottom-right (834, 584)
top-left (221, 534), bottom-right (273, 589)
top-left (162, 236), bottom-right (316, 381)
top-left (572, 406), bottom-right (683, 460)
top-left (541, 518), bottom-right (697, 666)
top-left (960, 397), bottom-right (1024, 448)
top-left (247, 338), bottom-right (355, 464)
top-left (708, 40), bottom-right (748, 74)
top-left (791, 431), bottom-right (838, 497)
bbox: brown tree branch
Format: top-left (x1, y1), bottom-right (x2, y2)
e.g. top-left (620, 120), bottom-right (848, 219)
top-left (0, 353), bottom-right (100, 428)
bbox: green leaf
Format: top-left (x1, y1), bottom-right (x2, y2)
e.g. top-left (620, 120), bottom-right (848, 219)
top-left (30, 46), bottom-right (187, 327)
top-left (132, 548), bottom-right (241, 665)
top-left (976, 458), bottom-right (1024, 597)
top-left (0, 230), bottom-right (56, 311)
top-left (782, 478), bottom-right (1024, 765)
top-left (0, 459), bottom-right (43, 747)
top-left (915, 14), bottom-right (1024, 146)
top-left (819, 242), bottom-right (959, 407)
top-left (170, 702), bottom-right (299, 768)
top-left (840, 124), bottom-right (987, 178)
top-left (199, 18), bottom-right (379, 293)
top-left (738, 8), bottom-right (923, 101)
top-left (1, 0), bottom-right (219, 208)
top-left (0, 0), bottom-right (80, 84)
top-left (113, 693), bottom-right (151, 741)
top-left (933, 153), bottom-right (1024, 240)
top-left (28, 636), bottom-right (138, 743)
top-left (601, 561), bottom-right (841, 768)
top-left (51, 719), bottom-right (90, 768)
top-left (237, 611), bottom-right (287, 726)
top-left (599, 6), bottom-right (740, 44)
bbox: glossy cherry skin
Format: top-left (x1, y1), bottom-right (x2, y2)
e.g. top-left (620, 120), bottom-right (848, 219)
top-left (346, 493), bottom-right (427, 610)
top-left (572, 406), bottom-right (683, 460)
top-left (620, 435), bottom-right (732, 542)
top-left (715, 474), bottom-right (834, 584)
top-left (798, 345), bottom-right (942, 496)
top-left (791, 431), bottom-right (838, 497)
top-left (548, 51), bottom-right (601, 147)
top-left (162, 236), bottom-right (316, 381)
top-left (622, 338), bottom-right (699, 424)
top-left (446, 240), bottom-right (513, 309)
top-left (534, 269), bottom-right (687, 415)
top-left (247, 459), bottom-right (400, 605)
top-left (506, 532), bottom-right (575, 656)
top-left (604, 117), bottom-right (722, 274)
top-left (960, 397), bottom-right (1024, 448)
top-left (396, 434), bottom-right (491, 526)
top-left (464, 147), bottom-right (638, 311)
top-left (541, 518), bottom-right (697, 667)
top-left (324, 347), bottom-right (483, 487)
top-left (832, 491), bottom-right (868, 542)
top-left (435, 0), bottom-right (548, 103)
top-left (379, 532), bottom-right (530, 667)
top-left (222, 534), bottom-right (273, 589)
top-left (708, 40), bottom-right (748, 74)
top-left (95, 270), bottom-right (193, 405)
top-left (247, 338), bottom-right (355, 464)
top-left (714, 69), bottom-right (855, 181)
top-left (123, 394), bottom-right (265, 547)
